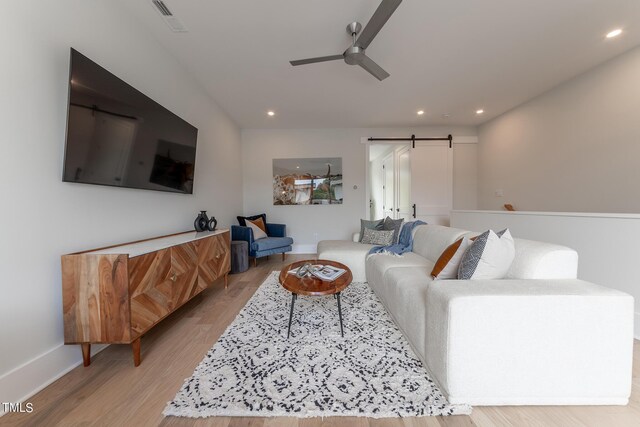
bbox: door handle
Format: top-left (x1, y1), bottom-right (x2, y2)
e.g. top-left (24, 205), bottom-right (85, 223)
top-left (412, 204), bottom-right (416, 219)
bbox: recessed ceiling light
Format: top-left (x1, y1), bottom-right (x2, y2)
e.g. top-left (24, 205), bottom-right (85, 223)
top-left (476, 109), bottom-right (484, 115)
top-left (417, 110), bottom-right (425, 116)
top-left (442, 113), bottom-right (451, 119)
top-left (606, 29), bottom-right (622, 38)
top-left (267, 111), bottom-right (275, 116)
top-left (296, 166), bottom-right (300, 169)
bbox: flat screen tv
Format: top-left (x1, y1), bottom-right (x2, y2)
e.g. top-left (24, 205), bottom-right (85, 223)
top-left (63, 48), bottom-right (198, 194)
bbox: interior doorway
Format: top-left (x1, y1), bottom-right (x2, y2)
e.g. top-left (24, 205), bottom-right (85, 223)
top-left (368, 143), bottom-right (411, 221)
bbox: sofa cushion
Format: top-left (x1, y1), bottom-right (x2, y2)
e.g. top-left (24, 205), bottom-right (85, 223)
top-left (507, 238), bottom-right (579, 279)
top-left (412, 225), bottom-right (468, 263)
top-left (373, 267), bottom-right (434, 364)
top-left (317, 240), bottom-right (375, 282)
top-left (365, 252), bottom-right (432, 291)
top-left (251, 236), bottom-right (293, 252)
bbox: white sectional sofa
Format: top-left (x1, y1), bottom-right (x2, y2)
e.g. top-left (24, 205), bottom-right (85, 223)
top-left (317, 224), bottom-right (634, 406)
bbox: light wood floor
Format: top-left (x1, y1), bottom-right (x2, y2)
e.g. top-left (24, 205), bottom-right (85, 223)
top-left (4, 254), bottom-right (640, 426)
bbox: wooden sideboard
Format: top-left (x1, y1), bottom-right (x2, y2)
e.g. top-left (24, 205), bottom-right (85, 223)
top-left (61, 229), bottom-right (231, 367)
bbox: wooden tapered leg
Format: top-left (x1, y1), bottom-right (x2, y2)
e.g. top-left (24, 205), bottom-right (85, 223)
top-left (282, 252), bottom-right (286, 262)
top-left (253, 257), bottom-right (257, 268)
top-left (132, 338), bottom-right (141, 367)
top-left (224, 273), bottom-right (228, 289)
top-left (81, 343), bottom-right (91, 367)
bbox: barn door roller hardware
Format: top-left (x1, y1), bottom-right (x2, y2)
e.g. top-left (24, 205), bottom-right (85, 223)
top-left (368, 134), bottom-right (453, 148)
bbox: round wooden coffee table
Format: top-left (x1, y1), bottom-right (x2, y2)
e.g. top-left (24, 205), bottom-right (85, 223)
top-left (279, 259), bottom-right (353, 338)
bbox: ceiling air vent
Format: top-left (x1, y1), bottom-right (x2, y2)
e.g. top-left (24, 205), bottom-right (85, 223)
top-left (151, 0), bottom-right (188, 33)
top-left (152, 0), bottom-right (172, 16)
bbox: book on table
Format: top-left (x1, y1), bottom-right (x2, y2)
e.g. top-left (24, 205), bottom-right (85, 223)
top-left (287, 264), bottom-right (346, 281)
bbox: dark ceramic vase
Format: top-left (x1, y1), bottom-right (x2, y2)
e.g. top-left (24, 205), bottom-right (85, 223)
top-left (194, 211), bottom-right (209, 232)
top-left (207, 216), bottom-right (217, 231)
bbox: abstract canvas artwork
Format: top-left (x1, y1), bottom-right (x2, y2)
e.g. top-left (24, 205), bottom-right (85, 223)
top-left (273, 158), bottom-right (343, 205)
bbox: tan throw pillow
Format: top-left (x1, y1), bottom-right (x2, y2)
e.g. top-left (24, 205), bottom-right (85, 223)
top-left (248, 217), bottom-right (267, 234)
top-left (431, 236), bottom-right (472, 279)
top-left (246, 219), bottom-right (268, 240)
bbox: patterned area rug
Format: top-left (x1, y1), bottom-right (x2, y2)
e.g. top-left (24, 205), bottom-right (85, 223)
top-left (164, 272), bottom-right (471, 418)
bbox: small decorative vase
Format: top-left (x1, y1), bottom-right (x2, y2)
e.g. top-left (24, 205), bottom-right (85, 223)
top-left (194, 211), bottom-right (209, 232)
top-left (207, 216), bottom-right (217, 231)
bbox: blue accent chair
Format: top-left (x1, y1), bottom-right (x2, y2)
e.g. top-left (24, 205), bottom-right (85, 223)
top-left (231, 223), bottom-right (293, 266)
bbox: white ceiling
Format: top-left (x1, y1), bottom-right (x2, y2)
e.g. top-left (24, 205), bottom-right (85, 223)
top-left (117, 0), bottom-right (640, 129)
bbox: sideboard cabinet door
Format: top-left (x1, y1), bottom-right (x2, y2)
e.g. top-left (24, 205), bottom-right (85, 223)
top-left (170, 241), bottom-right (200, 309)
top-left (128, 248), bottom-right (173, 336)
top-left (197, 234), bottom-right (230, 287)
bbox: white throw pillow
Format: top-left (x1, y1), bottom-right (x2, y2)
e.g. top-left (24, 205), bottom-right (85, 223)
top-left (458, 229), bottom-right (515, 280)
top-left (246, 220), bottom-right (268, 240)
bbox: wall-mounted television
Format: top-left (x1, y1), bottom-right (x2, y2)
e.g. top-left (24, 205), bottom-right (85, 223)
top-left (63, 48), bottom-right (198, 194)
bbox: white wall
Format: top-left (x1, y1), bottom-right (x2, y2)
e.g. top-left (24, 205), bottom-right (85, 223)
top-left (477, 45), bottom-right (640, 212)
top-left (241, 127), bottom-right (477, 252)
top-left (0, 1), bottom-right (242, 405)
top-left (451, 210), bottom-right (640, 339)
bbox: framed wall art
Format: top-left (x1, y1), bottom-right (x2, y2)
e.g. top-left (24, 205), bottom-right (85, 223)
top-left (273, 158), bottom-right (343, 205)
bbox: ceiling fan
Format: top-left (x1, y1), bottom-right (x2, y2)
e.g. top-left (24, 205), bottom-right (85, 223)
top-left (289, 0), bottom-right (402, 81)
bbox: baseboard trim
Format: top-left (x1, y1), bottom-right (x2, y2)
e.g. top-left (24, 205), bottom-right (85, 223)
top-left (448, 396), bottom-right (629, 406)
top-left (291, 244), bottom-right (317, 254)
top-left (0, 342), bottom-right (107, 416)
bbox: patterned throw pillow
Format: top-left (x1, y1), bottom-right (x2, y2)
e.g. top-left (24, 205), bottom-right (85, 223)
top-left (238, 214), bottom-right (267, 228)
top-left (248, 217), bottom-right (267, 233)
top-left (431, 236), bottom-right (472, 279)
top-left (359, 218), bottom-right (384, 242)
top-left (457, 229), bottom-right (515, 280)
top-left (361, 228), bottom-right (395, 246)
top-left (383, 216), bottom-right (404, 243)
top-left (246, 220), bottom-right (268, 240)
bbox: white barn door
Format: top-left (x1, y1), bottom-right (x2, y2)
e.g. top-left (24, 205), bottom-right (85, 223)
top-left (410, 141), bottom-right (453, 225)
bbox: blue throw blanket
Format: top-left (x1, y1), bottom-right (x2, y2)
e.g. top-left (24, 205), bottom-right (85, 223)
top-left (368, 220), bottom-right (426, 255)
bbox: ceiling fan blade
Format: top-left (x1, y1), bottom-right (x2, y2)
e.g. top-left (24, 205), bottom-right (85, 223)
top-left (289, 55), bottom-right (344, 66)
top-left (358, 55), bottom-right (390, 81)
top-left (356, 0), bottom-right (402, 49)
